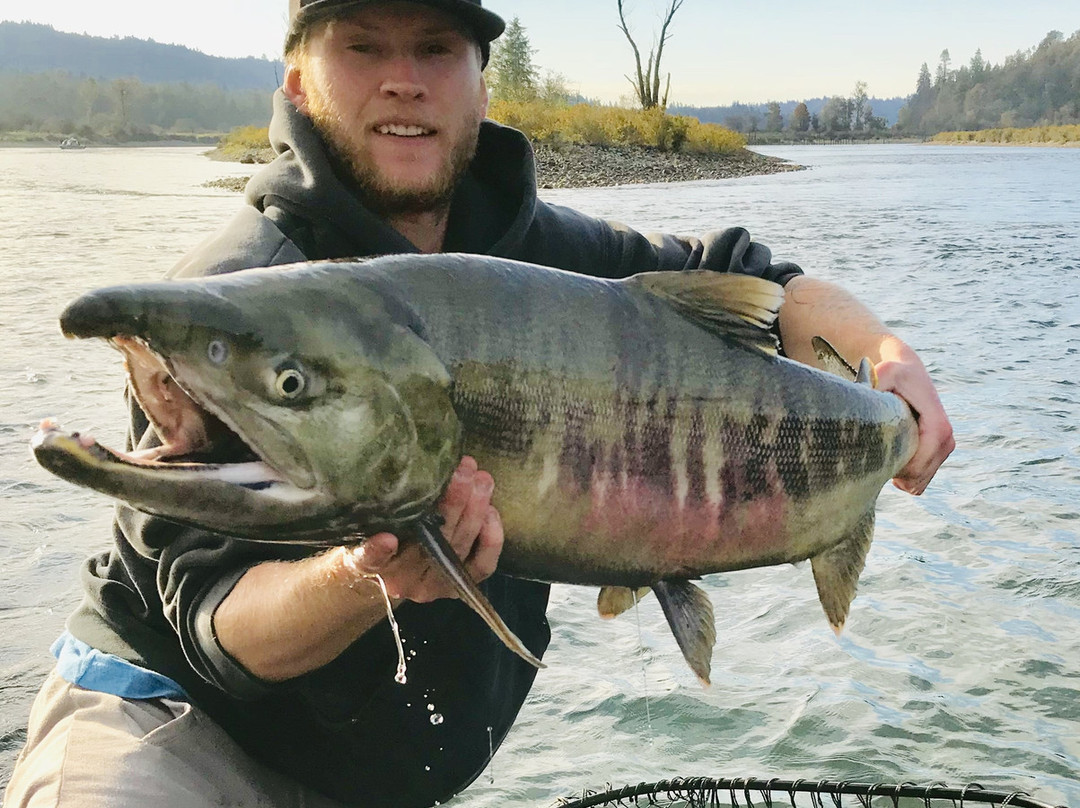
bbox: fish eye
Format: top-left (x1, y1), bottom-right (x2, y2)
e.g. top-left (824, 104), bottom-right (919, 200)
top-left (275, 367), bottom-right (306, 399)
top-left (207, 340), bottom-right (229, 365)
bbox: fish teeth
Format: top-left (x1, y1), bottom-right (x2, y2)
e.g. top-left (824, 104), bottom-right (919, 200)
top-left (377, 124), bottom-right (431, 137)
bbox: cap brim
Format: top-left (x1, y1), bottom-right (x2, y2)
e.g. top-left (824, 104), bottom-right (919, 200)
top-left (294, 0), bottom-right (505, 42)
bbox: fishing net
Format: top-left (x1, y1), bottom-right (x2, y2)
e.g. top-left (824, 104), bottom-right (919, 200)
top-left (553, 778), bottom-right (1067, 808)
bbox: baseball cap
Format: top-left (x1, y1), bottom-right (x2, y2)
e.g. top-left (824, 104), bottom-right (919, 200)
top-left (287, 0), bottom-right (505, 50)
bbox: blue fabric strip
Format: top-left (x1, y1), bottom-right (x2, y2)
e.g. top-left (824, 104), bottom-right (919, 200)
top-left (51, 632), bottom-right (188, 700)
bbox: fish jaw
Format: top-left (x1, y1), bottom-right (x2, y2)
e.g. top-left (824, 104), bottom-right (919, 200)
top-left (29, 418), bottom-right (344, 539)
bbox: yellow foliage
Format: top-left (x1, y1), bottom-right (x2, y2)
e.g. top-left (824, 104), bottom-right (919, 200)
top-left (932, 124), bottom-right (1080, 145)
top-left (215, 125), bottom-right (271, 157)
top-left (488, 100), bottom-right (745, 154)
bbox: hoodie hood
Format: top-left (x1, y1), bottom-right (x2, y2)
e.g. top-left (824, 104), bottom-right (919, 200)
top-left (243, 90), bottom-right (539, 258)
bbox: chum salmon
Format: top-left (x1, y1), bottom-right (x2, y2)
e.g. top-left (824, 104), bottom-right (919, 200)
top-left (32, 254), bottom-right (918, 682)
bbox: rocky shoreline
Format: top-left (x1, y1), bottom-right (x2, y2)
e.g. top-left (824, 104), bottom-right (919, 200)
top-left (205, 142), bottom-right (803, 192)
top-left (531, 142), bottom-right (803, 188)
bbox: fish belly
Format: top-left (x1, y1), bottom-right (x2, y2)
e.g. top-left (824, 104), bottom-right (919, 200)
top-left (453, 362), bottom-right (903, 588)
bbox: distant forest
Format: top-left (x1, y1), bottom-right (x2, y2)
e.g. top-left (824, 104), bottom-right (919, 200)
top-left (1, 20), bottom-right (1078, 140)
top-left (674, 28), bottom-right (1080, 136)
top-left (670, 95), bottom-right (906, 135)
top-left (0, 21), bottom-right (281, 138)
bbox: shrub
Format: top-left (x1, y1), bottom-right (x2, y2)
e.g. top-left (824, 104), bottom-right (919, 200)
top-left (487, 100), bottom-right (744, 154)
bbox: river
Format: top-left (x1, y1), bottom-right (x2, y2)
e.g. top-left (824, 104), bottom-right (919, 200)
top-left (0, 143), bottom-right (1077, 806)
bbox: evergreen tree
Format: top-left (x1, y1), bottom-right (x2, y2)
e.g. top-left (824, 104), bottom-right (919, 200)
top-left (969, 48), bottom-right (986, 79)
top-left (934, 49), bottom-right (952, 88)
top-left (487, 17), bottom-right (539, 102)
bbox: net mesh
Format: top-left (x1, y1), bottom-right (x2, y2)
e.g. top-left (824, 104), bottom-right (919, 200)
top-left (553, 778), bottom-right (1068, 808)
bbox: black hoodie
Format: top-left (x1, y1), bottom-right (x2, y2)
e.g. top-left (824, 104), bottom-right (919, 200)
top-left (66, 91), bottom-right (802, 807)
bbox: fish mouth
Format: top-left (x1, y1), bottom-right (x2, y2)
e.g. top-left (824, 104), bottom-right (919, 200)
top-left (34, 336), bottom-right (302, 498)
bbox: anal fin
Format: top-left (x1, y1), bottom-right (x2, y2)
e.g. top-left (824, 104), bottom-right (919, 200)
top-left (811, 509), bottom-right (876, 633)
top-left (414, 516), bottom-right (545, 670)
top-left (597, 585), bottom-right (652, 619)
top-left (653, 579), bottom-right (717, 687)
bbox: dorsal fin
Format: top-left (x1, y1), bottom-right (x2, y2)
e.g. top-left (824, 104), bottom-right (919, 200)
top-left (630, 271), bottom-right (783, 356)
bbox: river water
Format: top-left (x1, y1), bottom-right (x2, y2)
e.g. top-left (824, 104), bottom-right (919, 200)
top-left (0, 144), bottom-right (1077, 806)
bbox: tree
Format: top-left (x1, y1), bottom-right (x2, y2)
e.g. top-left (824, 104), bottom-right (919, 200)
top-left (969, 48), bottom-right (986, 80)
top-left (616, 0), bottom-right (685, 110)
top-left (764, 101), bottom-right (782, 132)
top-left (790, 102), bottom-right (810, 132)
top-left (934, 49), bottom-right (951, 88)
top-left (820, 95), bottom-right (852, 133)
top-left (488, 17), bottom-right (539, 102)
top-left (898, 62), bottom-right (934, 132)
top-left (851, 80), bottom-right (869, 130)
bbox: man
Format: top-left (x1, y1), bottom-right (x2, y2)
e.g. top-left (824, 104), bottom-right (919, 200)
top-left (4, 1), bottom-right (954, 806)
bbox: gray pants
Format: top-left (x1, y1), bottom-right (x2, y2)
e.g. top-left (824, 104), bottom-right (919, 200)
top-left (4, 670), bottom-right (344, 808)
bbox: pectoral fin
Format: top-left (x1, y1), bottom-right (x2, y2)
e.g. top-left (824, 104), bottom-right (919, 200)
top-left (597, 586), bottom-right (652, 618)
top-left (414, 516), bottom-right (545, 670)
top-left (812, 337), bottom-right (879, 388)
top-left (653, 579), bottom-right (717, 687)
top-left (811, 509), bottom-right (876, 632)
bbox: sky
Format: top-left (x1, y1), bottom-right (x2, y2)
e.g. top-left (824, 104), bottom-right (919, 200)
top-left (2, 0), bottom-right (1077, 105)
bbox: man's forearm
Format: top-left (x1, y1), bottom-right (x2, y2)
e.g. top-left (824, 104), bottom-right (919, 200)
top-left (778, 275), bottom-right (895, 366)
top-left (211, 457), bottom-right (503, 683)
top-left (213, 549), bottom-right (394, 682)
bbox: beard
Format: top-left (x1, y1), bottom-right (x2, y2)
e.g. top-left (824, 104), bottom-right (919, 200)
top-left (307, 96), bottom-right (482, 217)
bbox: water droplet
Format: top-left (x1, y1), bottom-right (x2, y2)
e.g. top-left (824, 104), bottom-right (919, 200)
top-left (429, 713), bottom-right (444, 725)
top-left (365, 573), bottom-right (408, 685)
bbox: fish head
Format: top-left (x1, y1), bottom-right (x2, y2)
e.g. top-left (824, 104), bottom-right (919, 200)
top-left (37, 263), bottom-right (462, 541)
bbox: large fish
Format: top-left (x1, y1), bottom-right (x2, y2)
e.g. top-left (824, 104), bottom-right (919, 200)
top-left (32, 254), bottom-right (918, 683)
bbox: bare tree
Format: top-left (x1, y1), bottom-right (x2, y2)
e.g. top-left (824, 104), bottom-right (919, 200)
top-left (617, 0), bottom-right (685, 110)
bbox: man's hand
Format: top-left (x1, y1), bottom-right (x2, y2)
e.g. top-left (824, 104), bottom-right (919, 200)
top-left (875, 337), bottom-right (955, 496)
top-left (215, 456), bottom-right (503, 681)
top-left (342, 456), bottom-right (504, 602)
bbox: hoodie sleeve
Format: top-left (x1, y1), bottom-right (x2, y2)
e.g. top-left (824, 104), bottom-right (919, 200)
top-left (521, 202), bottom-right (803, 285)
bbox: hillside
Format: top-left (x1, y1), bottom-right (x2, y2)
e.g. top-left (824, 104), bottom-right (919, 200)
top-left (0, 21), bottom-right (282, 91)
top-left (896, 29), bottom-right (1080, 133)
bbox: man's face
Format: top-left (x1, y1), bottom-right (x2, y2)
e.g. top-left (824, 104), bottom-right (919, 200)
top-left (286, 1), bottom-right (489, 214)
